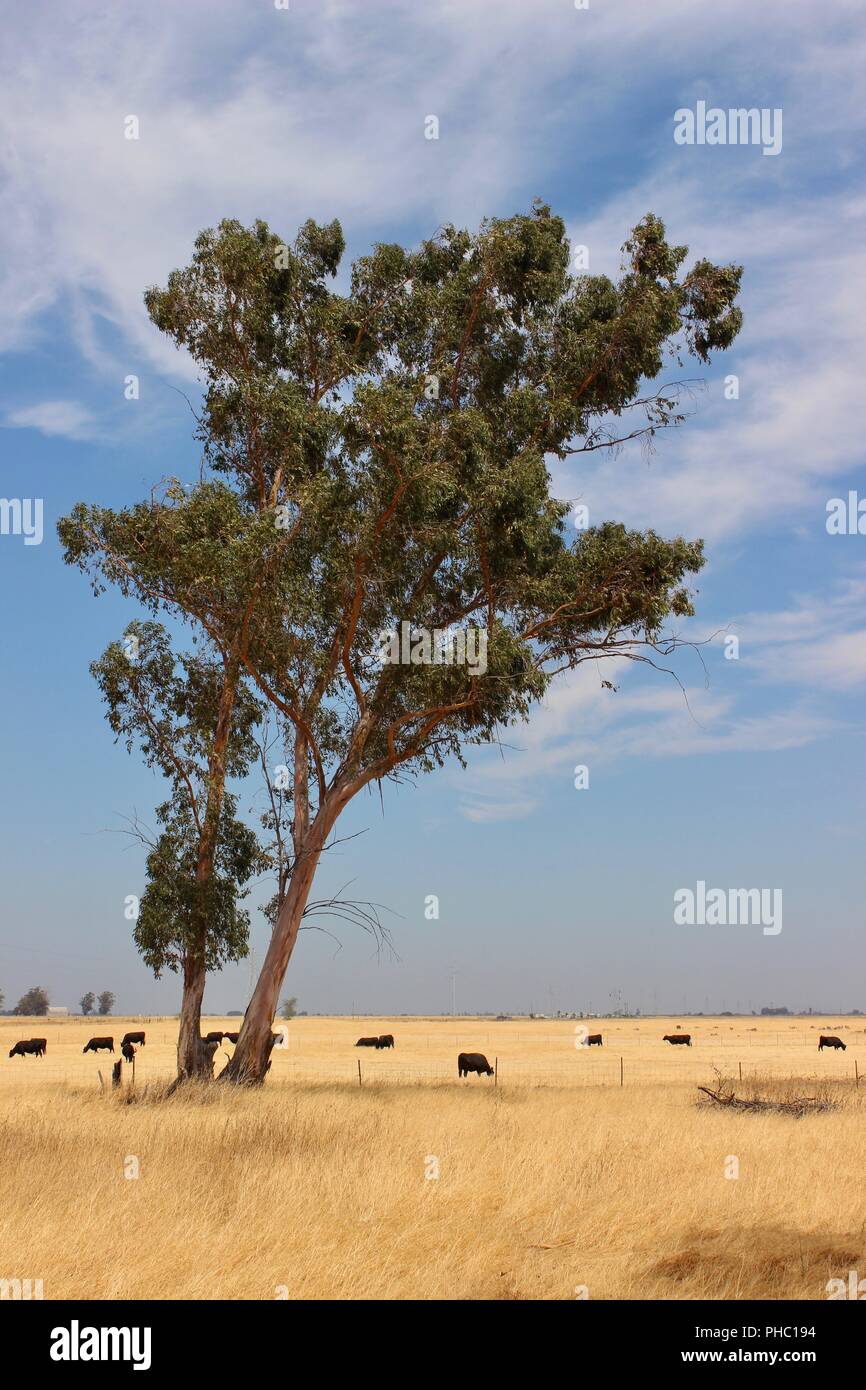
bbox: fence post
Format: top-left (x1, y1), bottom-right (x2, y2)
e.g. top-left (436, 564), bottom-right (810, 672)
top-left (357, 1059), bottom-right (362, 1087)
top-left (620, 1056), bottom-right (624, 1087)
top-left (494, 1056), bottom-right (499, 1088)
top-left (855, 1060), bottom-right (859, 1088)
top-left (739, 1062), bottom-right (742, 1082)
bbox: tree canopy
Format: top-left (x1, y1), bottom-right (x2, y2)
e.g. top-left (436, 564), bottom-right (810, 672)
top-left (60, 204), bottom-right (742, 1082)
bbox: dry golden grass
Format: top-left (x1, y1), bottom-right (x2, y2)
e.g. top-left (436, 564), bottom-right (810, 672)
top-left (1, 1015), bottom-right (864, 1300)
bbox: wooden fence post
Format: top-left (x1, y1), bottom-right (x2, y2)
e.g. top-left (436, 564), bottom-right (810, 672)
top-left (494, 1056), bottom-right (498, 1088)
top-left (357, 1059), bottom-right (362, 1087)
top-left (620, 1056), bottom-right (624, 1087)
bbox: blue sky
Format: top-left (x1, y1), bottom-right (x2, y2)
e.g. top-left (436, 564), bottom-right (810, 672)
top-left (1, 0), bottom-right (864, 1016)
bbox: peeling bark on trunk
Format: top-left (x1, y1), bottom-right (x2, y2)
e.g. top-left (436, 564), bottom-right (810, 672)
top-left (220, 800), bottom-right (340, 1084)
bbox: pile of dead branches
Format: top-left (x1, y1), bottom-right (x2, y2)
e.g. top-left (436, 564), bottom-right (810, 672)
top-left (697, 1071), bottom-right (837, 1117)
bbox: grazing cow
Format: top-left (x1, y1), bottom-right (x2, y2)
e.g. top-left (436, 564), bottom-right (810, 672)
top-left (9, 1038), bottom-right (46, 1058)
top-left (586, 1033), bottom-right (603, 1046)
top-left (121, 1031), bottom-right (145, 1047)
top-left (83, 1036), bottom-right (114, 1054)
top-left (121, 1041), bottom-right (136, 1064)
top-left (458, 1051), bottom-right (494, 1078)
top-left (204, 1031), bottom-right (224, 1044)
top-left (355, 1036), bottom-right (380, 1048)
top-left (818, 1035), bottom-right (846, 1051)
top-left (663, 1034), bottom-right (691, 1046)
top-left (378, 1034), bottom-right (395, 1049)
top-left (223, 1032), bottom-right (239, 1044)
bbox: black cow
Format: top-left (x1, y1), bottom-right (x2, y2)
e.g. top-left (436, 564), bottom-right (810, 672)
top-left (9, 1038), bottom-right (46, 1058)
top-left (223, 1032), bottom-right (240, 1044)
top-left (663, 1034), bottom-right (691, 1046)
top-left (818, 1035), bottom-right (846, 1051)
top-left (121, 1031), bottom-right (146, 1047)
top-left (586, 1033), bottom-right (603, 1046)
top-left (458, 1051), bottom-right (494, 1078)
top-left (121, 1041), bottom-right (136, 1063)
top-left (378, 1034), bottom-right (395, 1049)
top-left (355, 1036), bottom-right (380, 1047)
top-left (83, 1036), bottom-right (114, 1053)
top-left (204, 1031), bottom-right (224, 1044)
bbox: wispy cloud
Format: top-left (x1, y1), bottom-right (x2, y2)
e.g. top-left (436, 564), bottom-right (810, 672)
top-left (456, 573), bottom-right (865, 818)
top-left (4, 399), bottom-right (98, 441)
top-left (3, 0), bottom-right (864, 401)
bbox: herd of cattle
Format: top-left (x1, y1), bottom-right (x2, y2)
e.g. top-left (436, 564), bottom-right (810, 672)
top-left (5, 1029), bottom-right (852, 1074)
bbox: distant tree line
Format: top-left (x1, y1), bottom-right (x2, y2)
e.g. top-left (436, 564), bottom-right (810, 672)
top-left (80, 992), bottom-right (115, 1016)
top-left (0, 987), bottom-right (117, 1016)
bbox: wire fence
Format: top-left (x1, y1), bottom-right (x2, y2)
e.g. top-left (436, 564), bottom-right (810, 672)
top-left (3, 1050), bottom-right (862, 1091)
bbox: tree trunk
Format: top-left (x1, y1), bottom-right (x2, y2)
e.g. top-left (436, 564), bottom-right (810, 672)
top-left (176, 953), bottom-right (211, 1079)
top-left (173, 656), bottom-right (240, 1082)
top-left (220, 825), bottom-right (327, 1084)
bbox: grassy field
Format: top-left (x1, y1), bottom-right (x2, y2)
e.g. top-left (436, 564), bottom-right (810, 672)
top-left (1, 1015), bottom-right (864, 1300)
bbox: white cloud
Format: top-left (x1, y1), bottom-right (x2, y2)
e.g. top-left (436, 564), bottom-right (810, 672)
top-left (2, 0), bottom-right (864, 401)
top-left (4, 400), bottom-right (98, 441)
top-left (737, 572), bottom-right (866, 690)
top-left (558, 187), bottom-right (866, 545)
top-left (454, 570), bottom-right (866, 817)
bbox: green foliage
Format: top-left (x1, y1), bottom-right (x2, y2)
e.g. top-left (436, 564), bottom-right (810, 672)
top-left (14, 986), bottom-right (49, 1016)
top-left (280, 996), bottom-right (298, 1020)
top-left (97, 991), bottom-right (115, 1016)
top-left (134, 205), bottom-right (739, 802)
top-left (81, 621), bottom-right (265, 982)
top-left (135, 795), bottom-right (262, 977)
top-left (80, 992), bottom-right (95, 1015)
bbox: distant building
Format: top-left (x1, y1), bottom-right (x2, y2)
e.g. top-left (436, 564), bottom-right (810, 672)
top-left (47, 1006), bottom-right (69, 1017)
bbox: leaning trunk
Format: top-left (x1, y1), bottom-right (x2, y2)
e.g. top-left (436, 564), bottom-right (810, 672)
top-left (220, 826), bottom-right (328, 1084)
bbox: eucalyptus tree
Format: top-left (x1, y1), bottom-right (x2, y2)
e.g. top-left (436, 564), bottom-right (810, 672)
top-left (214, 206), bottom-right (742, 1082)
top-left (64, 204), bottom-right (742, 1085)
